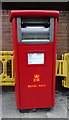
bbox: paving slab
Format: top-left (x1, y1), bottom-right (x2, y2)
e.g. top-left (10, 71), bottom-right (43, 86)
top-left (46, 103), bottom-right (67, 118)
top-left (2, 92), bottom-right (16, 106)
top-left (20, 111), bottom-right (47, 118)
top-left (0, 87), bottom-right (2, 94)
top-left (55, 95), bottom-right (67, 106)
top-left (2, 105), bottom-right (48, 118)
top-left (2, 105), bottom-right (21, 118)
top-left (0, 105), bottom-right (2, 120)
top-left (2, 91), bottom-right (68, 118)
top-left (67, 97), bottom-right (69, 119)
top-left (67, 111), bottom-right (69, 119)
top-left (67, 97), bottom-right (69, 109)
top-left (0, 94), bottom-right (2, 106)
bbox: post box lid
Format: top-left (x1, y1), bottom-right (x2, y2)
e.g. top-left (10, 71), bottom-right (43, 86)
top-left (9, 10), bottom-right (60, 22)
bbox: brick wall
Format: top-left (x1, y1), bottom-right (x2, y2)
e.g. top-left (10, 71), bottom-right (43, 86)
top-left (0, 2), bottom-right (2, 51)
top-left (2, 10), bottom-right (12, 51)
top-left (67, 11), bottom-right (69, 53)
top-left (57, 11), bottom-right (68, 59)
top-left (1, 10), bottom-right (69, 59)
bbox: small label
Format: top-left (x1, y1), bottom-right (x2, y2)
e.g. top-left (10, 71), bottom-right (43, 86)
top-left (28, 84), bottom-right (46, 88)
top-left (28, 53), bottom-right (44, 64)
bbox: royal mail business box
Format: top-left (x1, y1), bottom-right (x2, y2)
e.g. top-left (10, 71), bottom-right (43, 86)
top-left (9, 10), bottom-right (59, 111)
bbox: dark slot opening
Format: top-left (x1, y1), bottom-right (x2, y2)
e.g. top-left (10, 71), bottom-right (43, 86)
top-left (7, 60), bottom-right (12, 78)
top-left (21, 17), bottom-right (50, 28)
top-left (0, 61), bottom-right (3, 74)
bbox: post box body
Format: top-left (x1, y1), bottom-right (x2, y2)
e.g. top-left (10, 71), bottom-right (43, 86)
top-left (9, 10), bottom-right (59, 110)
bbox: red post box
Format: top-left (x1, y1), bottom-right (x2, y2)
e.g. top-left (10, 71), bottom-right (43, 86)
top-left (9, 10), bottom-right (59, 112)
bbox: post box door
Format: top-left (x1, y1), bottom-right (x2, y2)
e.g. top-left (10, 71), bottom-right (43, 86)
top-left (18, 45), bottom-right (54, 109)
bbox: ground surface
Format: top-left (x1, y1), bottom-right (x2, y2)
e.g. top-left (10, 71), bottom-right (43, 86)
top-left (0, 87), bottom-right (69, 119)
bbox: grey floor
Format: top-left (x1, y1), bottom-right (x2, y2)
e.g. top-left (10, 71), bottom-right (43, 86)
top-left (0, 90), bottom-right (69, 119)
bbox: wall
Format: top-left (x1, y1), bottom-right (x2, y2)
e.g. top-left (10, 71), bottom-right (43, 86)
top-left (2, 10), bottom-right (12, 51)
top-left (57, 11), bottom-right (68, 59)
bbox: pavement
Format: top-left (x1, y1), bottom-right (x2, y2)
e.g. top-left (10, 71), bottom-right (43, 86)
top-left (0, 87), bottom-right (69, 119)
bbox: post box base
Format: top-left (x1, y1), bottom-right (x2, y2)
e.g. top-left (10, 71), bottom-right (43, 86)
top-left (19, 108), bottom-right (51, 113)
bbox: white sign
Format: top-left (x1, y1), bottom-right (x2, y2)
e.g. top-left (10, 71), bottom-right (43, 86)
top-left (28, 53), bottom-right (44, 64)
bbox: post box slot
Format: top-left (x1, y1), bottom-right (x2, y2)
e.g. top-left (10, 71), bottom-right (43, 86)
top-left (17, 17), bottom-right (54, 43)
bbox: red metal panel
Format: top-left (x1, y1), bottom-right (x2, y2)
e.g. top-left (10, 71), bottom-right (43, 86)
top-left (51, 18), bottom-right (58, 106)
top-left (9, 10), bottom-right (60, 22)
top-left (18, 45), bottom-right (54, 109)
top-left (17, 41), bottom-right (54, 46)
top-left (12, 18), bottom-right (21, 109)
